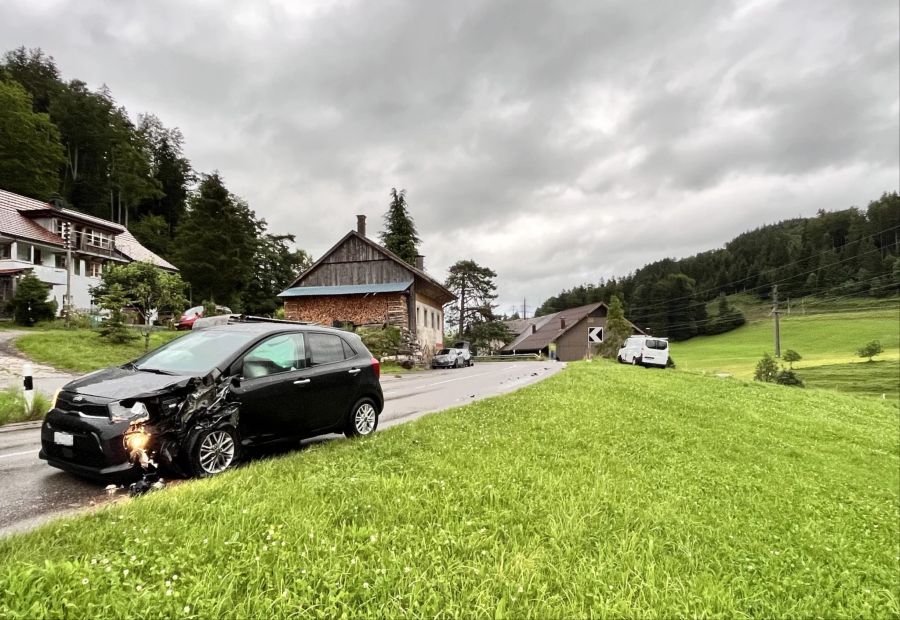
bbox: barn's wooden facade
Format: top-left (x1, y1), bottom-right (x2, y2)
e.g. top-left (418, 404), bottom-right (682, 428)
top-left (278, 217), bottom-right (456, 358)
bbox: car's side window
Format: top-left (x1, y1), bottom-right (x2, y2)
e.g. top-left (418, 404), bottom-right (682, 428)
top-left (242, 334), bottom-right (306, 379)
top-left (342, 338), bottom-right (357, 359)
top-left (307, 333), bottom-right (348, 366)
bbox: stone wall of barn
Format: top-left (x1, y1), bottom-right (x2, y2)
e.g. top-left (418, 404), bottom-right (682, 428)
top-left (283, 292), bottom-right (408, 329)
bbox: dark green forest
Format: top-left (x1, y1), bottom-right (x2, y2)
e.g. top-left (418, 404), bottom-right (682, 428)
top-left (537, 192), bottom-right (900, 340)
top-left (0, 47), bottom-right (310, 313)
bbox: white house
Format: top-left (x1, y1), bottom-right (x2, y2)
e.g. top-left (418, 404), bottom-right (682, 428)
top-left (0, 189), bottom-right (177, 316)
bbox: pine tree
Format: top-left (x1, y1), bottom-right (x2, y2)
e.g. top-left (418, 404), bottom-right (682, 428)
top-left (599, 295), bottom-right (631, 359)
top-left (379, 188), bottom-right (420, 266)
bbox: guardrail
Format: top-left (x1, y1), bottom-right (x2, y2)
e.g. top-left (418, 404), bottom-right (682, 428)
top-left (473, 353), bottom-right (544, 362)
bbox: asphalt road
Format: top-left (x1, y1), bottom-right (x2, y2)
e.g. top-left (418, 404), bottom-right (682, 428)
top-left (0, 362), bottom-right (563, 537)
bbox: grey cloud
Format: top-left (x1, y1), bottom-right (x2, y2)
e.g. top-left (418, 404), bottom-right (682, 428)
top-left (0, 0), bottom-right (896, 310)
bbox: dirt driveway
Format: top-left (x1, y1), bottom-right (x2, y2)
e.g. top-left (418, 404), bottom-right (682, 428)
top-left (0, 331), bottom-right (76, 395)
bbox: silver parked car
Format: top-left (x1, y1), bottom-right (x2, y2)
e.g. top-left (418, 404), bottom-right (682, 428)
top-left (431, 348), bottom-right (472, 369)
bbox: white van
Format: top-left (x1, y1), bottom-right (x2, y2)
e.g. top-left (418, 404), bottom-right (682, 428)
top-left (617, 336), bottom-right (669, 368)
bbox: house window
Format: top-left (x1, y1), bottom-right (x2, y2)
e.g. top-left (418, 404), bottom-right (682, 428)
top-left (33, 248), bottom-right (42, 265)
top-left (0, 243), bottom-right (10, 260)
top-left (55, 254), bottom-right (66, 269)
top-left (89, 262), bottom-right (103, 278)
top-left (17, 243), bottom-right (30, 262)
top-left (73, 259), bottom-right (81, 276)
top-left (84, 228), bottom-right (111, 249)
top-left (431, 311), bottom-right (436, 329)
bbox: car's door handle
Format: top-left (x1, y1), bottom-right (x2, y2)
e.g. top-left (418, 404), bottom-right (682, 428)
top-left (293, 379), bottom-right (311, 386)
top-left (348, 368), bottom-right (361, 375)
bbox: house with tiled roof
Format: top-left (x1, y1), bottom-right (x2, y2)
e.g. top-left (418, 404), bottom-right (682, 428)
top-left (501, 302), bottom-right (644, 361)
top-left (0, 188), bottom-right (177, 315)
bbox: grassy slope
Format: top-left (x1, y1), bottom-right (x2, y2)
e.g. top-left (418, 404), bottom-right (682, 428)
top-left (672, 302), bottom-right (900, 399)
top-left (0, 363), bottom-right (897, 618)
top-left (14, 330), bottom-right (184, 373)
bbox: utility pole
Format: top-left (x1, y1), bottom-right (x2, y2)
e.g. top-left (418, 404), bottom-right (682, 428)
top-left (63, 222), bottom-right (72, 328)
top-left (772, 284), bottom-right (781, 358)
top-left (522, 297), bottom-right (527, 320)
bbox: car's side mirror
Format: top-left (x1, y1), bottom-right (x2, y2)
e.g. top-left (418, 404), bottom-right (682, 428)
top-left (231, 376), bottom-right (242, 389)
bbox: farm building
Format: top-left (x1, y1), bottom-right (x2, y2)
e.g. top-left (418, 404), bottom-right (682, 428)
top-left (278, 216), bottom-right (456, 358)
top-left (501, 302), bottom-right (644, 361)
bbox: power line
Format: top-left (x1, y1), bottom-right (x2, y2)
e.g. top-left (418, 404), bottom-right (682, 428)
top-left (628, 244), bottom-right (894, 321)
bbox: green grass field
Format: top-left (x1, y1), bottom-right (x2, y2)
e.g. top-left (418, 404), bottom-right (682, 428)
top-left (14, 329), bottom-right (184, 373)
top-left (0, 388), bottom-right (50, 426)
top-left (673, 300), bottom-right (900, 400)
top-left (0, 362), bottom-right (897, 618)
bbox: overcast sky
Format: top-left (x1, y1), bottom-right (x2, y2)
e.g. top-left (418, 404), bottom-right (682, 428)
top-left (2, 0), bottom-right (897, 314)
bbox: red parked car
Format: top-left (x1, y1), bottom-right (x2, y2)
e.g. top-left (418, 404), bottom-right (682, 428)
top-left (176, 305), bottom-right (232, 331)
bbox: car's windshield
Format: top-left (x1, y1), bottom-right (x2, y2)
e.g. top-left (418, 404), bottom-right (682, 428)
top-left (132, 330), bottom-right (260, 375)
top-left (438, 348), bottom-right (452, 355)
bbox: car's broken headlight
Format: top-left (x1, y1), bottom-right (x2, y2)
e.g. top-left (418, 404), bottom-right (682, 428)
top-left (125, 431), bottom-right (151, 453)
top-left (108, 400), bottom-right (150, 423)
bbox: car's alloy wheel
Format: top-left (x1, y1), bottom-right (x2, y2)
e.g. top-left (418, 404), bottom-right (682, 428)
top-left (354, 402), bottom-right (377, 435)
top-left (197, 429), bottom-right (236, 475)
top-left (346, 398), bottom-right (379, 438)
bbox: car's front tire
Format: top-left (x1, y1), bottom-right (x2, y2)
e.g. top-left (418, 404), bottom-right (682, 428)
top-left (345, 397), bottom-right (379, 438)
top-left (631, 356), bottom-right (641, 366)
top-left (187, 426), bottom-right (240, 477)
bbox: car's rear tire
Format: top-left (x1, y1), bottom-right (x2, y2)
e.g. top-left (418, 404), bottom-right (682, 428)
top-left (187, 426), bottom-right (240, 478)
top-left (345, 397), bottom-right (379, 438)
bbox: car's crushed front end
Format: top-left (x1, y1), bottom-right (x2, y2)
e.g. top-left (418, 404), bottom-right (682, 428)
top-left (39, 367), bottom-right (239, 483)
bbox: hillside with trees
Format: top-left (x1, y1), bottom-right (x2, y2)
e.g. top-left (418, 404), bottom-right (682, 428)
top-left (0, 46), bottom-right (310, 312)
top-left (537, 192), bottom-right (900, 340)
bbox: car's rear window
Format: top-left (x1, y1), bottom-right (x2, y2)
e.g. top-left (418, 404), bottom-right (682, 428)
top-left (645, 339), bottom-right (668, 350)
top-left (308, 333), bottom-right (348, 365)
top-left (134, 330), bottom-right (260, 375)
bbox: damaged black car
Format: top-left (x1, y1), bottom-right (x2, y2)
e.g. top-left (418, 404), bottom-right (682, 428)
top-left (40, 319), bottom-right (384, 480)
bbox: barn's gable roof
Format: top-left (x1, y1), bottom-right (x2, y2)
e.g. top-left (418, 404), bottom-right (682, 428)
top-left (501, 303), bottom-right (645, 352)
top-left (279, 280), bottom-right (413, 297)
top-left (285, 230), bottom-right (455, 305)
top-left (503, 303), bottom-right (607, 352)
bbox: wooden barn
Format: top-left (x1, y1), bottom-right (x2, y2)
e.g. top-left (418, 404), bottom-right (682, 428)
top-left (278, 216), bottom-right (456, 358)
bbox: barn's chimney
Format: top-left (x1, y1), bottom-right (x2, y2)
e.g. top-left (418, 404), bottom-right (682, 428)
top-left (560, 318), bottom-right (566, 329)
top-left (531, 324), bottom-right (537, 334)
top-left (356, 214), bottom-right (366, 237)
top-left (415, 254), bottom-right (425, 271)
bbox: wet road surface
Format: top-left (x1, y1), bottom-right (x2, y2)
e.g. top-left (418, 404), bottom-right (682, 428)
top-left (0, 362), bottom-right (563, 536)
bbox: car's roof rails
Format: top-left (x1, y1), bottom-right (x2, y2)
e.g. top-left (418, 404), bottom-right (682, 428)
top-left (227, 314), bottom-right (317, 326)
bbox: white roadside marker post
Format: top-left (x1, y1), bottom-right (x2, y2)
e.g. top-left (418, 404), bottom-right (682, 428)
top-left (23, 363), bottom-right (34, 417)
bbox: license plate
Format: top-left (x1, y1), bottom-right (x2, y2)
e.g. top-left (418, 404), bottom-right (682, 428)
top-left (53, 432), bottom-right (74, 446)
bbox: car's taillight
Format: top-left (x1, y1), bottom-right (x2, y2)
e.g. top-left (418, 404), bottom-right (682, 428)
top-left (370, 356), bottom-right (380, 380)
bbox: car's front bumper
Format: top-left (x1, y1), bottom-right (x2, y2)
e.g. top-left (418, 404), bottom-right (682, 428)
top-left (40, 408), bottom-right (139, 481)
top-left (39, 450), bottom-right (139, 480)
